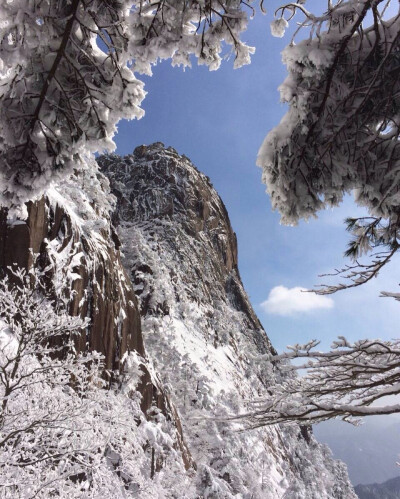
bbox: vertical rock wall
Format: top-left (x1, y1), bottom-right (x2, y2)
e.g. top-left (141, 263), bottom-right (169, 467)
top-left (100, 142), bottom-right (357, 499)
top-left (0, 174), bottom-right (194, 474)
top-left (0, 198), bottom-right (143, 369)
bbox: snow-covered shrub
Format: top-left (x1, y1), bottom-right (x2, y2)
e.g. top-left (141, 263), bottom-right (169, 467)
top-left (0, 266), bottom-right (187, 498)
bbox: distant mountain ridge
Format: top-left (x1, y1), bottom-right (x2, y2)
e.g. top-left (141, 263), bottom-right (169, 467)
top-left (314, 417), bottom-right (400, 485)
top-left (355, 476), bottom-right (400, 499)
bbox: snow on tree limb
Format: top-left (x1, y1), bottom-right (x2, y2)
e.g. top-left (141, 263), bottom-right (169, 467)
top-left (241, 1), bottom-right (400, 430)
top-left (258, 0), bottom-right (400, 225)
top-left (0, 265), bottom-right (185, 496)
top-left (240, 336), bottom-right (400, 427)
top-left (0, 1), bottom-right (259, 217)
top-left (257, 0), bottom-right (400, 295)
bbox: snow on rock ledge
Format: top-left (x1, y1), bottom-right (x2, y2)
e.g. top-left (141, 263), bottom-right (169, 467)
top-left (99, 142), bottom-right (356, 498)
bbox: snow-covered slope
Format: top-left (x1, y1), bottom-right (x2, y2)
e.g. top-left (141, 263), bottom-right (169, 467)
top-left (99, 142), bottom-right (356, 498)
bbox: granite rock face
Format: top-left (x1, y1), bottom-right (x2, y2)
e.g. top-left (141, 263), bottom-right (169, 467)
top-left (99, 142), bottom-right (357, 498)
top-left (0, 142), bottom-right (357, 496)
top-left (0, 197), bottom-right (142, 369)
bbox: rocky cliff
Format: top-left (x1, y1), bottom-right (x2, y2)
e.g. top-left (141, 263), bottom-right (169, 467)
top-left (99, 142), bottom-right (356, 498)
top-left (0, 195), bottom-right (142, 372)
top-left (0, 142), bottom-right (357, 497)
top-left (0, 159), bottom-right (194, 494)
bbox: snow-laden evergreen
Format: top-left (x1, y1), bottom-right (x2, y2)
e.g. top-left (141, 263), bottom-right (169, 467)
top-left (0, 1), bottom-right (255, 217)
top-left (99, 142), bottom-right (356, 498)
top-left (258, 1), bottom-right (400, 226)
top-left (0, 267), bottom-right (190, 498)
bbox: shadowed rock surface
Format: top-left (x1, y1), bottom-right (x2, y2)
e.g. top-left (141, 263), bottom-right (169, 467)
top-left (0, 197), bottom-right (142, 369)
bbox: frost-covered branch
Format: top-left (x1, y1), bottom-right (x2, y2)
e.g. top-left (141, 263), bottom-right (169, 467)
top-left (248, 1), bottom-right (400, 430)
top-left (313, 216), bottom-right (399, 294)
top-left (0, 0), bottom-right (260, 216)
top-left (259, 0), bottom-right (400, 295)
top-left (242, 336), bottom-right (400, 427)
top-left (259, 0), bottom-right (400, 224)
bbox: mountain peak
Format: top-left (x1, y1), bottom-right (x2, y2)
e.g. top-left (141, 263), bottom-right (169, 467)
top-left (98, 145), bottom-right (356, 498)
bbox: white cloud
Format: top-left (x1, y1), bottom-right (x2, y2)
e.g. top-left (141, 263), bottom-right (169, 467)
top-left (261, 286), bottom-right (334, 316)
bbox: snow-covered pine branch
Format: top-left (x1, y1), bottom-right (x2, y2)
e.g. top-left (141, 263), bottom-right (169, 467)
top-left (241, 336), bottom-right (400, 427)
top-left (0, 0), bottom-right (258, 218)
top-left (258, 0), bottom-right (400, 294)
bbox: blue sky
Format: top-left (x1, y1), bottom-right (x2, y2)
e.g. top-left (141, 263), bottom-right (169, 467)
top-left (114, 1), bottom-right (400, 354)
